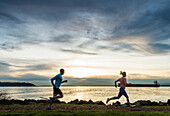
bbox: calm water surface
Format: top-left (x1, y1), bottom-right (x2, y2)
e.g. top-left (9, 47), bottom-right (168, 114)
top-left (0, 86), bottom-right (170, 103)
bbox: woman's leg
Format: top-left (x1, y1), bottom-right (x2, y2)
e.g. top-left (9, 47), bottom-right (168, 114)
top-left (106, 87), bottom-right (123, 103)
top-left (122, 89), bottom-right (131, 106)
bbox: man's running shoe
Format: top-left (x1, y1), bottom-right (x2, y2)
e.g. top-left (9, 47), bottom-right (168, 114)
top-left (46, 107), bottom-right (54, 110)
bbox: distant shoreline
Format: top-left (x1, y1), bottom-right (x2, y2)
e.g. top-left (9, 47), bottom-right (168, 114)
top-left (32, 85), bottom-right (170, 87)
top-left (0, 82), bottom-right (35, 87)
top-left (1, 84), bottom-right (170, 87)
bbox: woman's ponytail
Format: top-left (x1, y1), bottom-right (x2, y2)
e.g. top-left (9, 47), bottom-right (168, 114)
top-left (120, 71), bottom-right (126, 77)
top-left (120, 71), bottom-right (123, 75)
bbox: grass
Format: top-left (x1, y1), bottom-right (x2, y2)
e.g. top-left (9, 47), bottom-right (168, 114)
top-left (0, 103), bottom-right (103, 107)
top-left (0, 110), bottom-right (170, 116)
top-left (0, 104), bottom-right (170, 116)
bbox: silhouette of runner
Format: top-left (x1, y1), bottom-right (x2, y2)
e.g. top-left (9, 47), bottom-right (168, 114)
top-left (106, 71), bottom-right (131, 107)
top-left (47, 68), bottom-right (67, 110)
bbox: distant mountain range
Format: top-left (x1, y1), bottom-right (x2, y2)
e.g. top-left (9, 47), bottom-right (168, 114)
top-left (0, 82), bottom-right (35, 86)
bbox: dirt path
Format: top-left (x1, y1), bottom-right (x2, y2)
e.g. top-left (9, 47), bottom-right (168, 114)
top-left (0, 105), bottom-right (170, 112)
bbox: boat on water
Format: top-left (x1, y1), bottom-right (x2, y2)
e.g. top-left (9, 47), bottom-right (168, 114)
top-left (126, 84), bottom-right (160, 87)
top-left (118, 80), bottom-right (160, 87)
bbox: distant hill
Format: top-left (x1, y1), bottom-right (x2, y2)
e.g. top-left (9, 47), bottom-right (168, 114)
top-left (0, 82), bottom-right (35, 87)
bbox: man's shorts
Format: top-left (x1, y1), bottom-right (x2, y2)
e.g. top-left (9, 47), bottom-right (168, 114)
top-left (53, 87), bottom-right (62, 95)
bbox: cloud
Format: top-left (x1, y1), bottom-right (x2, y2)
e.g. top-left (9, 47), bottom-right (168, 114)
top-left (0, 61), bottom-right (57, 75)
top-left (61, 76), bottom-right (170, 85)
top-left (123, 5), bottom-right (170, 42)
top-left (50, 34), bottom-right (73, 43)
top-left (123, 43), bottom-right (170, 55)
top-left (0, 0), bottom-right (170, 56)
top-left (0, 61), bottom-right (12, 73)
top-left (0, 62), bottom-right (11, 66)
top-left (149, 43), bottom-right (170, 54)
top-left (61, 49), bottom-right (98, 55)
top-left (0, 12), bottom-right (21, 23)
top-left (0, 74), bottom-right (49, 83)
top-left (21, 64), bottom-right (55, 71)
top-left (1, 72), bottom-right (170, 85)
top-left (0, 42), bottom-right (20, 50)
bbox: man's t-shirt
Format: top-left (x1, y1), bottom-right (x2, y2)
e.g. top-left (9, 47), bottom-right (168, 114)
top-left (51, 74), bottom-right (63, 88)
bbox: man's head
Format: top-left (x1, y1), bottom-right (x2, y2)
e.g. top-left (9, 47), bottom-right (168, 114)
top-left (60, 68), bottom-right (65, 75)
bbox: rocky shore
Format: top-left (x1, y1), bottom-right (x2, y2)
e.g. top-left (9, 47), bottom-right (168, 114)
top-left (0, 99), bottom-right (170, 107)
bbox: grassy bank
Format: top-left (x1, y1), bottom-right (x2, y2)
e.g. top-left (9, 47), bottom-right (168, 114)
top-left (0, 110), bottom-right (170, 116)
top-left (0, 104), bottom-right (170, 116)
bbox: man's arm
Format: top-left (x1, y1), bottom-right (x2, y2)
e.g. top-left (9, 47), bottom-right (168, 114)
top-left (51, 80), bottom-right (55, 87)
top-left (51, 76), bottom-right (57, 87)
top-left (61, 80), bottom-right (68, 83)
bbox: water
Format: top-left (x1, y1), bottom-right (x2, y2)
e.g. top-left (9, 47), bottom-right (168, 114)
top-left (0, 86), bottom-right (170, 103)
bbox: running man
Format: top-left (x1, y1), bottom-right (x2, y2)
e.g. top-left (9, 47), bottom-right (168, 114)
top-left (47, 68), bottom-right (67, 110)
top-left (106, 71), bottom-right (131, 106)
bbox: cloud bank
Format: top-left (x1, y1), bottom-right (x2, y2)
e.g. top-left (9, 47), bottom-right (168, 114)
top-left (0, 0), bottom-right (170, 56)
top-left (0, 73), bottom-right (170, 85)
top-left (0, 0), bottom-right (170, 84)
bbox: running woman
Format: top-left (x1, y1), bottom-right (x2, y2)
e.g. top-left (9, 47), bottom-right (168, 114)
top-left (106, 71), bottom-right (131, 106)
top-left (47, 68), bottom-right (67, 110)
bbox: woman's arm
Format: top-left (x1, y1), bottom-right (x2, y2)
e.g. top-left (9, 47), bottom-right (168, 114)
top-left (125, 78), bottom-right (131, 85)
top-left (115, 79), bottom-right (120, 88)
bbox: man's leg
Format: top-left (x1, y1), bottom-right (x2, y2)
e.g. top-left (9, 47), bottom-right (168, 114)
top-left (48, 88), bottom-right (63, 108)
top-left (48, 93), bottom-right (63, 108)
top-left (53, 93), bottom-right (63, 99)
top-left (48, 94), bottom-right (57, 108)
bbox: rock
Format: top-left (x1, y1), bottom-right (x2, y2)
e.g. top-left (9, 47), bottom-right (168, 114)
top-left (29, 101), bottom-right (35, 104)
top-left (111, 102), bottom-right (115, 106)
top-left (121, 104), bottom-right (128, 107)
top-left (0, 99), bottom-right (9, 104)
top-left (163, 102), bottom-right (168, 106)
top-left (134, 102), bottom-right (142, 107)
top-left (88, 99), bottom-right (94, 104)
top-left (11, 99), bottom-right (24, 105)
top-left (135, 100), bottom-right (151, 106)
top-left (114, 101), bottom-right (121, 106)
top-left (167, 99), bottom-right (170, 105)
top-left (78, 100), bottom-right (88, 104)
top-left (151, 101), bottom-right (159, 106)
top-left (68, 99), bottom-right (79, 104)
top-left (54, 99), bottom-right (66, 104)
top-left (60, 101), bottom-right (66, 104)
top-left (159, 101), bottom-right (164, 106)
top-left (36, 100), bottom-right (48, 103)
top-left (24, 99), bottom-right (36, 105)
top-left (159, 102), bottom-right (167, 106)
top-left (94, 101), bottom-right (105, 105)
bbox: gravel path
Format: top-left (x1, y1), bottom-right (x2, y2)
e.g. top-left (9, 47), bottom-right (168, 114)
top-left (0, 105), bottom-right (170, 112)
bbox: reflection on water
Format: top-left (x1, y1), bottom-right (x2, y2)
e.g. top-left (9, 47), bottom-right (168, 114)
top-left (0, 86), bottom-right (170, 103)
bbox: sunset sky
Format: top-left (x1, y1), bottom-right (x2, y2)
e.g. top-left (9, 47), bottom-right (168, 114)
top-left (0, 0), bottom-right (170, 85)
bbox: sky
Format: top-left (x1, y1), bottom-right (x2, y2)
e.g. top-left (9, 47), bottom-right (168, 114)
top-left (0, 0), bottom-right (170, 85)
